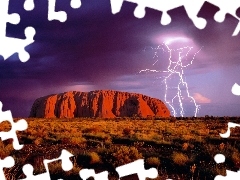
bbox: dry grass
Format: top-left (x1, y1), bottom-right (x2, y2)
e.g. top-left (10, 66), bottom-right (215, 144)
top-left (2, 117), bottom-right (239, 180)
top-left (16, 118), bottom-right (232, 144)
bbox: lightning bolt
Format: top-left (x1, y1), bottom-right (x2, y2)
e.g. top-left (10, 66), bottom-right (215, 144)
top-left (139, 42), bottom-right (203, 117)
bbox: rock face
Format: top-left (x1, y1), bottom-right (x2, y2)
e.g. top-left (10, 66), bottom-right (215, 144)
top-left (29, 90), bottom-right (170, 118)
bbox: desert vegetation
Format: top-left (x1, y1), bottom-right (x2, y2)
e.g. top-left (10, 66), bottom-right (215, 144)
top-left (1, 116), bottom-right (240, 179)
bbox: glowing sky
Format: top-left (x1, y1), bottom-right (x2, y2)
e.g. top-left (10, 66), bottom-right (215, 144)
top-left (0, 0), bottom-right (240, 117)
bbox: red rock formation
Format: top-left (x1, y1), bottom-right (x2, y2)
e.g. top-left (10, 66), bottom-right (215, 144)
top-left (29, 90), bottom-right (170, 118)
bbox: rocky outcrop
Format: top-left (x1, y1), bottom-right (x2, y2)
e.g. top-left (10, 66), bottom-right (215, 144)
top-left (29, 90), bottom-right (170, 118)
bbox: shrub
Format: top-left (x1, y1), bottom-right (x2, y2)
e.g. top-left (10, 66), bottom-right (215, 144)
top-left (34, 137), bottom-right (43, 145)
top-left (88, 152), bottom-right (101, 164)
top-left (182, 142), bottom-right (189, 151)
top-left (0, 141), bottom-right (12, 158)
top-left (219, 143), bottom-right (225, 151)
top-left (69, 137), bottom-right (86, 146)
top-left (172, 152), bottom-right (189, 166)
top-left (145, 157), bottom-right (160, 168)
top-left (76, 151), bottom-right (101, 166)
top-left (122, 128), bottom-right (133, 136)
top-left (48, 161), bottom-right (64, 174)
top-left (231, 151), bottom-right (240, 166)
top-left (76, 153), bottom-right (91, 166)
top-left (104, 139), bottom-right (112, 146)
top-left (109, 145), bottom-right (143, 167)
top-left (0, 121), bottom-right (11, 132)
top-left (82, 127), bottom-right (100, 133)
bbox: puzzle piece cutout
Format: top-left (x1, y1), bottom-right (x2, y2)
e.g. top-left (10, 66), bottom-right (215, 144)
top-left (48, 0), bottom-right (82, 22)
top-left (208, 1), bottom-right (240, 36)
top-left (110, 0), bottom-right (206, 29)
top-left (0, 156), bottom-right (14, 180)
top-left (0, 0), bottom-right (36, 62)
top-left (220, 122), bottom-right (240, 138)
top-left (214, 112), bottom-right (240, 177)
top-left (80, 169), bottom-right (109, 180)
top-left (212, 83), bottom-right (240, 179)
top-left (232, 83), bottom-right (240, 96)
top-left (0, 0), bottom-right (83, 62)
top-left (116, 159), bottom-right (158, 180)
top-left (0, 101), bottom-right (28, 150)
top-left (214, 98), bottom-right (240, 180)
top-left (20, 149), bottom-right (74, 180)
top-left (110, 0), bottom-right (240, 36)
top-left (214, 154), bottom-right (226, 164)
top-left (24, 0), bottom-right (35, 11)
top-left (79, 159), bottom-right (158, 180)
top-left (215, 170), bottom-right (240, 180)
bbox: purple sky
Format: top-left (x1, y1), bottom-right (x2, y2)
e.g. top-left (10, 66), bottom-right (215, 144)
top-left (0, 0), bottom-right (240, 117)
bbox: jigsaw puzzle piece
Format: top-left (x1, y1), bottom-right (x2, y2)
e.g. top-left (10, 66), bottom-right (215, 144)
top-left (0, 0), bottom-right (20, 37)
top-left (24, 0), bottom-right (35, 11)
top-left (110, 0), bottom-right (240, 36)
top-left (196, 1), bottom-right (239, 37)
top-left (0, 27), bottom-right (36, 62)
top-left (233, 24), bottom-right (240, 36)
top-left (0, 0), bottom-right (36, 62)
top-left (48, 0), bottom-right (81, 22)
top-left (48, 0), bottom-right (67, 22)
top-left (0, 156), bottom-right (15, 180)
top-left (20, 149), bottom-right (74, 180)
top-left (79, 169), bottom-right (109, 180)
top-left (232, 83), bottom-right (240, 96)
top-left (220, 122), bottom-right (240, 138)
top-left (116, 159), bottom-right (158, 180)
top-left (182, 0), bottom-right (207, 29)
top-left (201, 0), bottom-right (240, 36)
top-left (215, 116), bottom-right (240, 179)
top-left (110, 0), bottom-right (124, 14)
top-left (206, 0), bottom-right (240, 23)
top-left (48, 159), bottom-right (79, 180)
top-left (214, 154), bottom-right (226, 164)
top-left (43, 149), bottom-right (74, 171)
top-left (215, 170), bottom-right (240, 180)
top-left (0, 101), bottom-right (28, 150)
top-left (71, 0), bottom-right (81, 9)
top-left (198, 0), bottom-right (240, 36)
top-left (21, 164), bottom-right (50, 180)
top-left (110, 0), bottom-right (207, 27)
top-left (110, 0), bottom-right (184, 25)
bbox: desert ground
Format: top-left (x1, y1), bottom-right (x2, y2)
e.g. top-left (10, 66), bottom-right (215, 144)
top-left (1, 117), bottom-right (240, 180)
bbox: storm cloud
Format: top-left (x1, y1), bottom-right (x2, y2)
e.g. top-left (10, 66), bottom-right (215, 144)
top-left (1, 0), bottom-right (240, 117)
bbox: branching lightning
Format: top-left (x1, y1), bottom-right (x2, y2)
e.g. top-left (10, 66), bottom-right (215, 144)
top-left (139, 42), bottom-right (203, 117)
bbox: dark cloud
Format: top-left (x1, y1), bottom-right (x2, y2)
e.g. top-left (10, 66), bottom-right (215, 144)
top-left (1, 0), bottom-right (240, 117)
